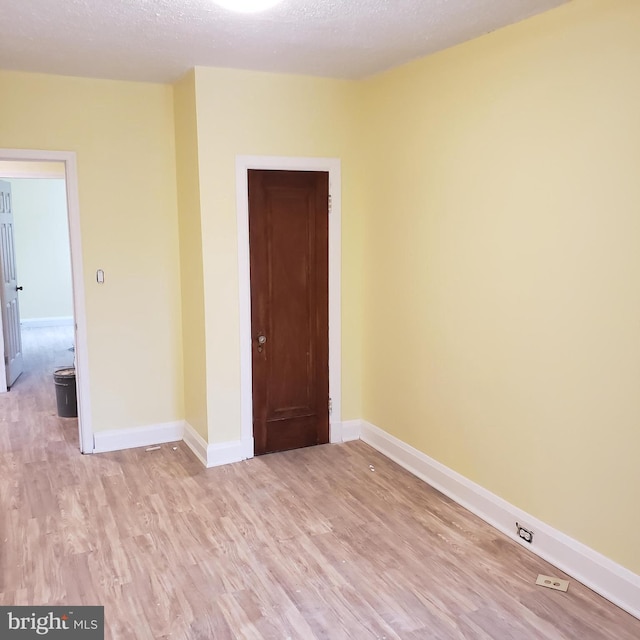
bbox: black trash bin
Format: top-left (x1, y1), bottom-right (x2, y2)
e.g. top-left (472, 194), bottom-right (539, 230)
top-left (53, 367), bottom-right (77, 418)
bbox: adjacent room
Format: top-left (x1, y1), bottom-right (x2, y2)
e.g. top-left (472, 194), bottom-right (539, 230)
top-left (0, 0), bottom-right (639, 637)
top-left (0, 161), bottom-right (75, 392)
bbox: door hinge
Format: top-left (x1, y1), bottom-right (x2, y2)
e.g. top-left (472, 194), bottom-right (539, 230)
top-left (328, 194), bottom-right (332, 214)
top-left (329, 396), bottom-right (332, 415)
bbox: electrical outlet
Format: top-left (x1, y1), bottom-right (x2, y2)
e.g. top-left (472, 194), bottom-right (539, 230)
top-left (536, 574), bottom-right (569, 592)
top-left (516, 522), bottom-right (533, 544)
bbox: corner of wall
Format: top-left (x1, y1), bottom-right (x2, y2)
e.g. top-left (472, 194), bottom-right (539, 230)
top-left (183, 422), bottom-right (249, 468)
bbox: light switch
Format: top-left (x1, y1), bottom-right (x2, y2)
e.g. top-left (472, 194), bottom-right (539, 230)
top-left (96, 269), bottom-right (105, 284)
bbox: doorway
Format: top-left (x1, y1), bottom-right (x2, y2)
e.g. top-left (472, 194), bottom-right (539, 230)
top-left (0, 171), bottom-right (74, 387)
top-left (0, 149), bottom-right (92, 454)
top-left (236, 156), bottom-right (342, 460)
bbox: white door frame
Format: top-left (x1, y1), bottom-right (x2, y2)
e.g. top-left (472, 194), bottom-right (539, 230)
top-left (0, 149), bottom-right (93, 454)
top-left (236, 155), bottom-right (342, 459)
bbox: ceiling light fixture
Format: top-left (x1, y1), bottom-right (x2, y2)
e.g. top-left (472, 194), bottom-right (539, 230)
top-left (213, 0), bottom-right (284, 13)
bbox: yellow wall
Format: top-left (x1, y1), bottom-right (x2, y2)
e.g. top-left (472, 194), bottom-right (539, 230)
top-left (174, 71), bottom-right (208, 439)
top-left (0, 70), bottom-right (183, 432)
top-left (8, 178), bottom-right (73, 320)
top-left (359, 0), bottom-right (640, 574)
top-left (193, 67), bottom-right (363, 443)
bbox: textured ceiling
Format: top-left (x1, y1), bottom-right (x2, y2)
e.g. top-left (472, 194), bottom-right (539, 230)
top-left (0, 0), bottom-right (569, 83)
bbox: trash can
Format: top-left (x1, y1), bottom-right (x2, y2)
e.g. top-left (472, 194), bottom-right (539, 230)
top-left (53, 367), bottom-right (78, 418)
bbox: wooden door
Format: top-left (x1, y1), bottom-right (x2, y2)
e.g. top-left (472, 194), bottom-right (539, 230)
top-left (249, 170), bottom-right (329, 456)
top-left (0, 180), bottom-right (24, 388)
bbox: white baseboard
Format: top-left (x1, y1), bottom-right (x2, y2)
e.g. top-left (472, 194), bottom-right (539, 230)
top-left (208, 439), bottom-right (246, 467)
top-left (93, 420), bottom-right (184, 453)
top-left (341, 419), bottom-right (363, 442)
top-left (360, 420), bottom-right (640, 621)
top-left (330, 419), bottom-right (362, 443)
top-left (183, 422), bottom-right (209, 466)
top-left (183, 422), bottom-right (247, 468)
top-left (21, 316), bottom-right (74, 328)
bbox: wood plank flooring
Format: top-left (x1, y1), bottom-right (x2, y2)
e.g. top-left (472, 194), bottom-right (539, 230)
top-left (1, 327), bottom-right (639, 638)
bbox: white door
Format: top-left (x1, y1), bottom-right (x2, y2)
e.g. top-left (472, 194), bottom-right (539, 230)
top-left (0, 180), bottom-right (24, 387)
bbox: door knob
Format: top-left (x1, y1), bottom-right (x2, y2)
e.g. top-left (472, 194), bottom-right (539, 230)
top-left (257, 335), bottom-right (267, 345)
top-left (15, 286), bottom-right (23, 291)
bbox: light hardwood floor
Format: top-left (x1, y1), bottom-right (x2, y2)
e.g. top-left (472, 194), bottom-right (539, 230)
top-left (1, 327), bottom-right (639, 639)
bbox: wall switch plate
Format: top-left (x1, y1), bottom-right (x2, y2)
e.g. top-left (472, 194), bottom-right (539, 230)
top-left (536, 574), bottom-right (569, 592)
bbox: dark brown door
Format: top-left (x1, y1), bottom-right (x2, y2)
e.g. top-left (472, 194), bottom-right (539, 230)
top-left (248, 169), bottom-right (329, 456)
